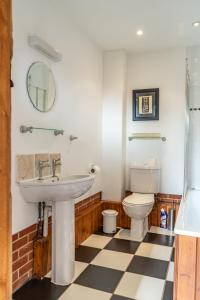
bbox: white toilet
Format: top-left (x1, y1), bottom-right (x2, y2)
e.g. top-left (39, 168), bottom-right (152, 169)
top-left (122, 165), bottom-right (160, 241)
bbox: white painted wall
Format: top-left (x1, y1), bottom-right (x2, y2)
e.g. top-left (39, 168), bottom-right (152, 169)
top-left (12, 0), bottom-right (103, 233)
top-left (187, 46), bottom-right (200, 189)
top-left (126, 48), bottom-right (186, 195)
top-left (102, 51), bottom-right (127, 200)
top-left (12, 1), bottom-right (186, 232)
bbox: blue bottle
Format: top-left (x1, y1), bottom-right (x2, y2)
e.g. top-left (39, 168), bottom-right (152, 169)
top-left (160, 208), bottom-right (168, 229)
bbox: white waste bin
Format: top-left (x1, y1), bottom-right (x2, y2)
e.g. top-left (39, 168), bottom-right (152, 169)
top-left (102, 210), bottom-right (118, 234)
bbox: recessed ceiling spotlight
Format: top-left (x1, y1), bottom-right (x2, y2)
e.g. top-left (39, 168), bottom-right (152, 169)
top-left (136, 30), bottom-right (144, 36)
top-left (193, 21), bottom-right (200, 27)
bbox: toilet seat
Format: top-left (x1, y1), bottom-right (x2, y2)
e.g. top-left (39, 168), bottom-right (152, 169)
top-left (123, 193), bottom-right (154, 206)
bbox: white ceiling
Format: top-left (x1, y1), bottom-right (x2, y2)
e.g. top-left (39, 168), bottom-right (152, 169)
top-left (63, 0), bottom-right (200, 52)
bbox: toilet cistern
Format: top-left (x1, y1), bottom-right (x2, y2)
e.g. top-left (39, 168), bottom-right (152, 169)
top-left (122, 165), bottom-right (160, 241)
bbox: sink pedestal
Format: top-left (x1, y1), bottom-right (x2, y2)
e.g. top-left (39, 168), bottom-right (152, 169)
top-left (18, 174), bottom-right (95, 285)
top-left (51, 200), bottom-right (75, 285)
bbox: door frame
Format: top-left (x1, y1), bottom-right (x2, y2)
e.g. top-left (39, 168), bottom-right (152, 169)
top-left (0, 0), bottom-right (12, 299)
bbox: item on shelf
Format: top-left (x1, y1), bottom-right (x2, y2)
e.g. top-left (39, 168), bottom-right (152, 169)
top-left (160, 208), bottom-right (168, 229)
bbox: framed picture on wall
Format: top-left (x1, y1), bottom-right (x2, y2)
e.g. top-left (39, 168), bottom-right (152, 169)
top-left (132, 88), bottom-right (159, 121)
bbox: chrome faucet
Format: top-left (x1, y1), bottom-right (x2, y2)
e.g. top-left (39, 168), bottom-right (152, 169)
top-left (38, 160), bottom-right (50, 180)
top-left (52, 158), bottom-right (61, 178)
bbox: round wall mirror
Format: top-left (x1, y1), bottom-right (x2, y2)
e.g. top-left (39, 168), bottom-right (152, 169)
top-left (26, 62), bottom-right (56, 112)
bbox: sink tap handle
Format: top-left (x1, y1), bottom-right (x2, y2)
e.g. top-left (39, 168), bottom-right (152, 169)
top-left (52, 158), bottom-right (62, 165)
top-left (38, 160), bottom-right (50, 180)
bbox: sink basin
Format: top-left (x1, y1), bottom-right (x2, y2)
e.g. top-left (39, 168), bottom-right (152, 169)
top-left (19, 174), bottom-right (95, 202)
top-left (18, 174), bottom-right (95, 286)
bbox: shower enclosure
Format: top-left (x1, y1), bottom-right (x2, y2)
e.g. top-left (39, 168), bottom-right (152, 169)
top-left (185, 46), bottom-right (200, 193)
top-left (174, 46), bottom-right (200, 300)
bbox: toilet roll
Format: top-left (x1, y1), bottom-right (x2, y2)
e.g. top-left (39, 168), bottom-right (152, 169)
top-left (89, 164), bottom-right (101, 174)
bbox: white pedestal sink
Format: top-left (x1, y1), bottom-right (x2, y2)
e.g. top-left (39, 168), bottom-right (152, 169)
top-left (18, 174), bottom-right (95, 285)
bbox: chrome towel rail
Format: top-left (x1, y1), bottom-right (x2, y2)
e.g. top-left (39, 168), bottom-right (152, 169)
top-left (128, 133), bottom-right (166, 142)
top-left (189, 108), bottom-right (200, 111)
top-left (20, 125), bottom-right (64, 136)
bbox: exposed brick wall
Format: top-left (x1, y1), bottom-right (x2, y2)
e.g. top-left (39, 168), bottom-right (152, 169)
top-left (12, 224), bottom-right (37, 292)
top-left (12, 192), bottom-right (102, 292)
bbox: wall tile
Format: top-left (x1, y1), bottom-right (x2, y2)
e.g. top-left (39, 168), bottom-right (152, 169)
top-left (16, 155), bottom-right (34, 181)
top-left (16, 153), bottom-right (61, 181)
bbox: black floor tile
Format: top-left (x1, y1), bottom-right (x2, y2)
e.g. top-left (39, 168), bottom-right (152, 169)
top-left (74, 264), bottom-right (123, 293)
top-left (105, 238), bottom-right (140, 254)
top-left (171, 248), bottom-right (175, 262)
top-left (95, 226), bottom-right (120, 237)
top-left (143, 232), bottom-right (174, 247)
top-left (127, 255), bottom-right (169, 279)
top-left (163, 281), bottom-right (173, 300)
top-left (13, 278), bottom-right (68, 300)
top-left (111, 295), bottom-right (134, 300)
top-left (75, 245), bottom-right (101, 263)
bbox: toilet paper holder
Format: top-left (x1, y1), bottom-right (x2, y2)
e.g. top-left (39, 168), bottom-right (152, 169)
top-left (89, 164), bottom-right (100, 174)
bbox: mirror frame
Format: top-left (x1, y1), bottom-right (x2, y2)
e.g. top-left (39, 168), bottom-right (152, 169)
top-left (26, 61), bottom-right (56, 113)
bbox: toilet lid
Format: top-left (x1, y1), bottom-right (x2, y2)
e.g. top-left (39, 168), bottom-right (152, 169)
top-left (123, 193), bottom-right (154, 205)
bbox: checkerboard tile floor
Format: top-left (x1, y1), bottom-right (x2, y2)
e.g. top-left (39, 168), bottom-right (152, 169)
top-left (13, 226), bottom-right (175, 300)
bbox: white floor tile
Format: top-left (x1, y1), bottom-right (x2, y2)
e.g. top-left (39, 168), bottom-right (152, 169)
top-left (115, 272), bottom-right (165, 300)
top-left (136, 243), bottom-right (172, 261)
top-left (45, 261), bottom-right (88, 282)
top-left (45, 271), bottom-right (51, 278)
top-left (167, 262), bottom-right (174, 281)
top-left (73, 261), bottom-right (88, 281)
top-left (91, 249), bottom-right (133, 271)
top-left (150, 226), bottom-right (175, 236)
top-left (59, 283), bottom-right (111, 300)
top-left (114, 229), bottom-right (134, 241)
top-left (81, 234), bottom-right (112, 249)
